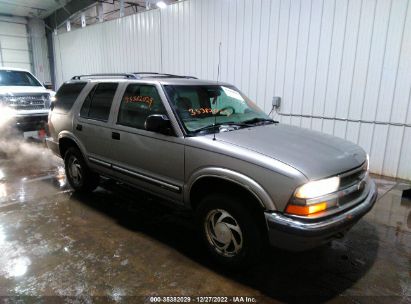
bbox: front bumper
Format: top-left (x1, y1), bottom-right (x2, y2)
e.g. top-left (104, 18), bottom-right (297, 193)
top-left (265, 179), bottom-right (377, 251)
top-left (12, 114), bottom-right (48, 132)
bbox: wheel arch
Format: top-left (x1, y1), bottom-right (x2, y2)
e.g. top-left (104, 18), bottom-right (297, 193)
top-left (58, 131), bottom-right (87, 160)
top-left (186, 167), bottom-right (276, 211)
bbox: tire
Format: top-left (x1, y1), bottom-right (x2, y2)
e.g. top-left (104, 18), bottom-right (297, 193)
top-left (64, 147), bottom-right (100, 193)
top-left (196, 193), bottom-right (263, 269)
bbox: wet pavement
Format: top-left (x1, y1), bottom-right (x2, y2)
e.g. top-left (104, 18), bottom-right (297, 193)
top-left (0, 140), bottom-right (410, 303)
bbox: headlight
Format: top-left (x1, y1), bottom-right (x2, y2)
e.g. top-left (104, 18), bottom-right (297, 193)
top-left (50, 95), bottom-right (56, 102)
top-left (294, 176), bottom-right (340, 199)
top-left (286, 176), bottom-right (340, 216)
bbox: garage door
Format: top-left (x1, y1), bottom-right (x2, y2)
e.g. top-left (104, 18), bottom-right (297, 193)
top-left (0, 20), bottom-right (31, 71)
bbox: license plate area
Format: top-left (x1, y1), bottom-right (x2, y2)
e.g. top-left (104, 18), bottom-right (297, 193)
top-left (23, 129), bottom-right (47, 140)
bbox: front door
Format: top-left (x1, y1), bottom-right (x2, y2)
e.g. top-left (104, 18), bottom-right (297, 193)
top-left (108, 83), bottom-right (185, 203)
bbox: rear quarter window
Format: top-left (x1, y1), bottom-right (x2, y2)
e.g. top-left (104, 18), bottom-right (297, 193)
top-left (54, 82), bottom-right (87, 113)
top-left (80, 82), bottom-right (118, 121)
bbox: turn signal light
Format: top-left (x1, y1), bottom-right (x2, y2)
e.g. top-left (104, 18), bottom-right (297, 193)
top-left (285, 202), bottom-right (327, 216)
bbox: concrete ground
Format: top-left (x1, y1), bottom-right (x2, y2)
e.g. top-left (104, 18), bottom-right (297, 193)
top-left (0, 139), bottom-right (410, 303)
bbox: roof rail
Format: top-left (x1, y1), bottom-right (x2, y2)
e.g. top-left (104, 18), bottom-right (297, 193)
top-left (132, 72), bottom-right (198, 79)
top-left (133, 72), bottom-right (163, 75)
top-left (71, 73), bottom-right (138, 80)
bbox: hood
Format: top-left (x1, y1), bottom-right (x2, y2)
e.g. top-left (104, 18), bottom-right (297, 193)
top-left (213, 124), bottom-right (366, 180)
top-left (0, 86), bottom-right (49, 95)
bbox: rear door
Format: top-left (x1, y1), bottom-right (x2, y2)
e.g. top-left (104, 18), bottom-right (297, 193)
top-left (74, 82), bottom-right (120, 171)
top-left (108, 82), bottom-right (185, 204)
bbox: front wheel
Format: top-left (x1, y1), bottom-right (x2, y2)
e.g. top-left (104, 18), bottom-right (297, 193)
top-left (64, 147), bottom-right (99, 193)
top-left (196, 194), bottom-right (263, 268)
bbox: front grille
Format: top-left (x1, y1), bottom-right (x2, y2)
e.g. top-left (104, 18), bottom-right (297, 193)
top-left (4, 93), bottom-right (50, 111)
top-left (339, 186), bottom-right (366, 206)
top-left (337, 162), bottom-right (368, 207)
top-left (339, 163), bottom-right (367, 189)
top-left (13, 105), bottom-right (46, 110)
top-left (14, 114), bottom-right (48, 131)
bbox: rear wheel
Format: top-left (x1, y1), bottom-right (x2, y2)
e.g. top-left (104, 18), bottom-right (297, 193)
top-left (64, 147), bottom-right (99, 192)
top-left (197, 194), bottom-right (263, 268)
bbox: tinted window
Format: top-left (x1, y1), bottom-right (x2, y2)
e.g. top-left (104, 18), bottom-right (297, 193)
top-left (118, 84), bottom-right (166, 130)
top-left (54, 82), bottom-right (87, 113)
top-left (80, 85), bottom-right (96, 117)
top-left (80, 83), bottom-right (118, 121)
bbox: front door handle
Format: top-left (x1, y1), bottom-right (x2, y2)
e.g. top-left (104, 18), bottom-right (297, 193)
top-left (76, 124), bottom-right (82, 131)
top-left (112, 132), bottom-right (120, 140)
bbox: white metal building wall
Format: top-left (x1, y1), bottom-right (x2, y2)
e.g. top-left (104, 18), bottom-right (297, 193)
top-left (54, 8), bottom-right (161, 87)
top-left (53, 0), bottom-right (411, 180)
top-left (0, 17), bottom-right (31, 70)
top-left (27, 18), bottom-right (51, 83)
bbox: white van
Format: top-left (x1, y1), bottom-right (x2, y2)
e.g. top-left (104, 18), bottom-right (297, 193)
top-left (0, 67), bottom-right (55, 139)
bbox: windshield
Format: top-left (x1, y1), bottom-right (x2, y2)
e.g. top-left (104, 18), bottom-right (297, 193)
top-left (0, 70), bottom-right (42, 87)
top-left (164, 85), bottom-right (272, 135)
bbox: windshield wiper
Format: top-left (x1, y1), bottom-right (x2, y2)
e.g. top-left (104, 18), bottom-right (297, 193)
top-left (192, 122), bottom-right (252, 133)
top-left (242, 117), bottom-right (278, 125)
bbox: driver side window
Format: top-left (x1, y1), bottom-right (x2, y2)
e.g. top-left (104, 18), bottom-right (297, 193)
top-left (117, 84), bottom-right (167, 130)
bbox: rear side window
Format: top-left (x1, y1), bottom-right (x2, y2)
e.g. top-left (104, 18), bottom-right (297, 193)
top-left (80, 83), bottom-right (118, 121)
top-left (54, 82), bottom-right (87, 113)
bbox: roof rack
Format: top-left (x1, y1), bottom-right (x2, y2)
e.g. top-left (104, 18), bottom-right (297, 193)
top-left (132, 72), bottom-right (198, 79)
top-left (71, 73), bottom-right (138, 80)
top-left (70, 72), bottom-right (198, 81)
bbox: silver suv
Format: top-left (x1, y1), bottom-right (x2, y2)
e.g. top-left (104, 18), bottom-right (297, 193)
top-left (47, 73), bottom-right (377, 267)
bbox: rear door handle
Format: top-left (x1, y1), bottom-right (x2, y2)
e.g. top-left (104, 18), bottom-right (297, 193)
top-left (112, 132), bottom-right (120, 140)
top-left (76, 124), bottom-right (82, 131)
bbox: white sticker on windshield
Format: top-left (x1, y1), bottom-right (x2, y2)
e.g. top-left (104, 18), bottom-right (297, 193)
top-left (222, 86), bottom-right (245, 102)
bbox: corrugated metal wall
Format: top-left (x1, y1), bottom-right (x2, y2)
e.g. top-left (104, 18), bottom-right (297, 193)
top-left (54, 8), bottom-right (161, 86)
top-left (28, 18), bottom-right (51, 83)
top-left (0, 17), bottom-right (31, 71)
top-left (53, 0), bottom-right (411, 180)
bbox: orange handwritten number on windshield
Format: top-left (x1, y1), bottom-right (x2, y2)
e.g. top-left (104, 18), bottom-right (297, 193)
top-left (188, 108), bottom-right (219, 116)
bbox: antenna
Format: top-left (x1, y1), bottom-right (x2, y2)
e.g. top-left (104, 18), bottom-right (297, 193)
top-left (213, 42), bottom-right (222, 141)
top-left (217, 42), bottom-right (222, 82)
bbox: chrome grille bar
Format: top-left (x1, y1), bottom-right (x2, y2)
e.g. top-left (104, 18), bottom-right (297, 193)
top-left (2, 93), bottom-right (50, 111)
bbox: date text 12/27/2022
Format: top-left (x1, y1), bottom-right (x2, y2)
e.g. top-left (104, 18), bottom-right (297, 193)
top-left (148, 296), bottom-right (258, 303)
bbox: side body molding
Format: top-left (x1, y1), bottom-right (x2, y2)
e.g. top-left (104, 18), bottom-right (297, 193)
top-left (185, 167), bottom-right (276, 210)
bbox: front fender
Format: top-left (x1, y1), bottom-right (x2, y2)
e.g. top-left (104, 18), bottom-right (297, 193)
top-left (185, 167), bottom-right (276, 210)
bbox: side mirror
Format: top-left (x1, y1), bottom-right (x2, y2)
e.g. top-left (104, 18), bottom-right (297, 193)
top-left (44, 83), bottom-right (54, 90)
top-left (145, 114), bottom-right (172, 134)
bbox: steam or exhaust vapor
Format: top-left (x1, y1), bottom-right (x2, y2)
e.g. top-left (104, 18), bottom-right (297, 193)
top-left (0, 138), bottom-right (61, 175)
top-left (0, 105), bottom-right (62, 179)
top-left (0, 105), bottom-right (15, 129)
